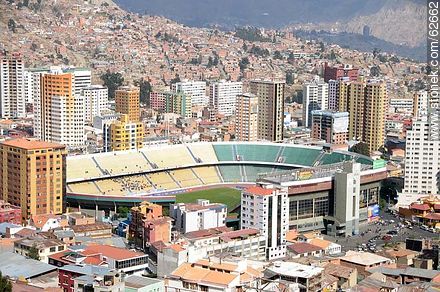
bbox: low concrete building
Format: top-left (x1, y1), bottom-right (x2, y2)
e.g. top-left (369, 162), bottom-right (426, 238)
top-left (170, 199), bottom-right (227, 233)
top-left (323, 263), bottom-right (358, 289)
top-left (13, 237), bottom-right (67, 263)
top-left (125, 275), bottom-right (164, 292)
top-left (339, 251), bottom-right (393, 276)
top-left (264, 261), bottom-right (323, 292)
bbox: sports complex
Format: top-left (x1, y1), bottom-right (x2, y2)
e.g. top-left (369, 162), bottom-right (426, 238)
top-left (66, 142), bottom-right (387, 232)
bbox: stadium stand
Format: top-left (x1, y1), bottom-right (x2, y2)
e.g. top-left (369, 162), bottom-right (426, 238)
top-left (186, 144), bottom-right (219, 163)
top-left (67, 157), bottom-right (103, 180)
top-left (144, 145), bottom-right (195, 168)
top-left (169, 169), bottom-right (202, 187)
top-left (192, 166), bottom-right (222, 184)
top-left (218, 165), bottom-right (243, 182)
top-left (94, 152), bottom-right (152, 175)
top-left (95, 179), bottom-right (126, 196)
top-left (244, 165), bottom-right (276, 181)
top-left (235, 144), bottom-right (279, 162)
top-left (147, 172), bottom-right (180, 190)
top-left (213, 144), bottom-right (235, 161)
top-left (121, 175), bottom-right (153, 194)
top-left (282, 147), bottom-right (322, 166)
top-left (68, 182), bottom-right (100, 194)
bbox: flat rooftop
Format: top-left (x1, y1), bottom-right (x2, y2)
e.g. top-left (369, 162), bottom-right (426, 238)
top-left (265, 261), bottom-right (323, 279)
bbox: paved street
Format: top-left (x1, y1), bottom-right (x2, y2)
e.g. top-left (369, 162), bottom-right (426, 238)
top-left (324, 210), bottom-right (438, 252)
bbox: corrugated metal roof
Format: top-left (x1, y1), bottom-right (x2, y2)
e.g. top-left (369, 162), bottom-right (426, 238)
top-left (0, 251), bottom-right (56, 279)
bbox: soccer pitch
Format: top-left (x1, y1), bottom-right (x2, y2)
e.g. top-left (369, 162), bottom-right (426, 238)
top-left (175, 187), bottom-right (241, 213)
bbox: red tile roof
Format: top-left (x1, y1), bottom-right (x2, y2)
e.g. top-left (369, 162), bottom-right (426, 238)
top-left (424, 213), bottom-right (440, 220)
top-left (410, 203), bottom-right (430, 211)
top-left (287, 242), bottom-right (323, 255)
top-left (1, 138), bottom-right (65, 150)
top-left (84, 244), bottom-right (145, 260)
top-left (244, 186), bottom-right (273, 196)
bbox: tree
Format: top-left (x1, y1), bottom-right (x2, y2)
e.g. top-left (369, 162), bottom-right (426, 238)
top-left (370, 65), bottom-right (381, 77)
top-left (117, 206), bottom-right (130, 218)
top-left (0, 272), bottom-right (12, 292)
top-left (239, 57), bottom-right (250, 70)
top-left (285, 70), bottom-right (294, 85)
top-left (8, 19), bottom-right (16, 32)
top-left (100, 71), bottom-right (124, 99)
top-left (28, 244), bottom-right (40, 261)
top-left (350, 142), bottom-right (370, 156)
top-left (134, 79), bottom-right (152, 105)
top-left (273, 50), bottom-right (283, 60)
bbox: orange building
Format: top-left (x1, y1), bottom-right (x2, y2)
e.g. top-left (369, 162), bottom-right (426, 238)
top-left (0, 138), bottom-right (66, 220)
top-left (129, 201), bottom-right (171, 249)
top-left (115, 86), bottom-right (140, 122)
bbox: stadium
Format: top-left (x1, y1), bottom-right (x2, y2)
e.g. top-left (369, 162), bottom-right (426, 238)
top-left (67, 142), bottom-right (373, 192)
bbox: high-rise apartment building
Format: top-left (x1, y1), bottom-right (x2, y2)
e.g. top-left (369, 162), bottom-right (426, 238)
top-left (328, 77), bottom-right (350, 112)
top-left (34, 71), bottom-right (86, 148)
top-left (209, 81), bottom-right (242, 116)
top-left (235, 93), bottom-right (258, 141)
top-left (150, 91), bottom-right (191, 118)
top-left (109, 114), bottom-right (144, 151)
top-left (0, 138), bottom-right (66, 220)
top-left (241, 186), bottom-right (289, 260)
top-left (311, 110), bottom-right (349, 144)
top-left (302, 77), bottom-right (329, 128)
top-left (401, 117), bottom-right (440, 203)
top-left (250, 80), bottom-right (285, 142)
top-left (115, 86), bottom-right (140, 122)
top-left (83, 85), bottom-right (109, 122)
top-left (0, 53), bottom-right (25, 118)
top-left (413, 90), bottom-right (428, 118)
top-left (323, 63), bottom-right (359, 82)
top-left (345, 79), bottom-right (387, 154)
top-left (171, 80), bottom-right (207, 106)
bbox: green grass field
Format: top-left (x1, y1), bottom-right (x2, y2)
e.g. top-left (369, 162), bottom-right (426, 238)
top-left (176, 187), bottom-right (241, 213)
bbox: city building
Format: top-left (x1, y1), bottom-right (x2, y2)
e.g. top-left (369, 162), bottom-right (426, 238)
top-left (399, 116), bottom-right (440, 205)
top-left (109, 114), bottom-right (144, 151)
top-left (302, 76), bottom-right (329, 128)
top-left (93, 111), bottom-right (120, 152)
top-left (241, 186), bottom-right (289, 260)
top-left (115, 86), bottom-right (140, 122)
top-left (414, 90), bottom-right (428, 118)
top-left (170, 199), bottom-right (227, 233)
top-left (171, 80), bottom-right (207, 106)
top-left (0, 200), bottom-right (21, 224)
top-left (235, 93), bottom-right (258, 141)
top-left (73, 268), bottom-right (125, 292)
top-left (339, 251), bottom-right (393, 276)
top-left (250, 80), bottom-right (285, 142)
top-left (325, 162), bottom-right (361, 236)
top-left (347, 79), bottom-right (387, 153)
top-left (58, 265), bottom-right (115, 292)
top-left (33, 68), bottom-right (87, 148)
top-left (209, 80), bottom-right (242, 116)
top-left (125, 275), bottom-right (164, 292)
top-left (327, 78), bottom-right (350, 112)
top-left (166, 259), bottom-right (261, 292)
top-left (83, 85), bottom-right (109, 122)
top-left (324, 63), bottom-right (359, 82)
top-left (311, 110), bottom-right (349, 144)
top-left (14, 237), bottom-right (67, 263)
top-left (0, 53), bottom-right (25, 118)
top-left (129, 202), bottom-right (171, 249)
top-left (150, 91), bottom-right (191, 118)
top-left (49, 244), bottom-right (148, 274)
top-left (0, 138), bottom-right (66, 220)
top-left (264, 261), bottom-right (323, 292)
top-left (257, 160), bottom-right (386, 235)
